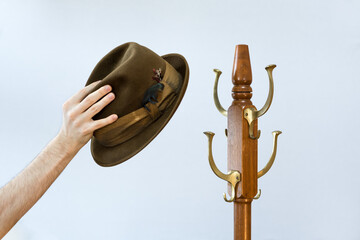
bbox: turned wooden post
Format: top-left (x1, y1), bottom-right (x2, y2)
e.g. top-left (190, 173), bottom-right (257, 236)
top-left (205, 43), bottom-right (281, 240)
top-left (227, 45), bottom-right (258, 240)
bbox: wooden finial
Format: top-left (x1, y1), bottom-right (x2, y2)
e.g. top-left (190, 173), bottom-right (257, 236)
top-left (232, 45), bottom-right (252, 101)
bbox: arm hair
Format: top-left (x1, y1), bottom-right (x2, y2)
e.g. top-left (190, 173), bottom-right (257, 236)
top-left (0, 135), bottom-right (76, 238)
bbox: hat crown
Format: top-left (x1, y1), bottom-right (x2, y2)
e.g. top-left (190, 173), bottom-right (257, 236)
top-left (88, 42), bottom-right (167, 119)
top-left (86, 42), bottom-right (189, 166)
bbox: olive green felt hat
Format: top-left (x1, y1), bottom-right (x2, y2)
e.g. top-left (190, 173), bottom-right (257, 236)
top-left (86, 42), bottom-right (189, 167)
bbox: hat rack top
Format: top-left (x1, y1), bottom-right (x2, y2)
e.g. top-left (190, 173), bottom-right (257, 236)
top-left (232, 44), bottom-right (253, 102)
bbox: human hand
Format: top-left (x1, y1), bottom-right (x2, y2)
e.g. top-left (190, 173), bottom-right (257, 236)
top-left (57, 81), bottom-right (118, 155)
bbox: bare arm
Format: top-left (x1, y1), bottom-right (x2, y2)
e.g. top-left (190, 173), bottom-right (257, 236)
top-left (0, 81), bottom-right (118, 238)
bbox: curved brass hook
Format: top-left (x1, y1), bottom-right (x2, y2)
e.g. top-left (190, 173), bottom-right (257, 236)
top-left (224, 183), bottom-right (237, 202)
top-left (204, 131), bottom-right (241, 202)
top-left (258, 64), bottom-right (276, 117)
top-left (213, 69), bottom-right (227, 117)
top-left (254, 189), bottom-right (261, 200)
top-left (258, 131), bottom-right (282, 178)
top-left (244, 116), bottom-right (261, 140)
top-left (244, 64), bottom-right (276, 139)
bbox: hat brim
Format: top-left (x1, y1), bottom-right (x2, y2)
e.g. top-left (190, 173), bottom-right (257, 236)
top-left (90, 53), bottom-right (189, 167)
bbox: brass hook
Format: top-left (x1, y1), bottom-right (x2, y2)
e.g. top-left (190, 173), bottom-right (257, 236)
top-left (246, 118), bottom-right (261, 140)
top-left (244, 64), bottom-right (276, 139)
top-left (204, 131), bottom-right (241, 202)
top-left (224, 182), bottom-right (237, 202)
top-left (258, 131), bottom-right (282, 178)
top-left (213, 69), bottom-right (228, 117)
top-left (254, 189), bottom-right (261, 200)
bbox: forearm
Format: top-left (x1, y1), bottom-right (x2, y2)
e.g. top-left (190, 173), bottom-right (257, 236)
top-left (0, 135), bottom-right (77, 238)
top-left (0, 82), bottom-right (116, 238)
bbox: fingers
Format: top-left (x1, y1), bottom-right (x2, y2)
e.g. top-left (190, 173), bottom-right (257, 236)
top-left (58, 82), bottom-right (118, 154)
top-left (92, 114), bottom-right (118, 131)
top-left (75, 85), bottom-right (112, 114)
top-left (68, 80), bottom-right (102, 104)
top-left (83, 92), bottom-right (116, 119)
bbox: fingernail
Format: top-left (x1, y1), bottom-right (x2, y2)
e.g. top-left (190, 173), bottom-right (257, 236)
top-left (104, 85), bottom-right (111, 91)
top-left (108, 93), bottom-right (115, 99)
top-left (112, 114), bottom-right (118, 120)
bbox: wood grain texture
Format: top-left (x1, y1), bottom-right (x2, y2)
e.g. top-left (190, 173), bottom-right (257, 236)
top-left (227, 45), bottom-right (258, 240)
top-left (234, 199), bottom-right (252, 240)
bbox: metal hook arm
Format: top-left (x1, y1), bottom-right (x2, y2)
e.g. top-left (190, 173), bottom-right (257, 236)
top-left (258, 131), bottom-right (282, 178)
top-left (224, 183), bottom-right (237, 202)
top-left (257, 64), bottom-right (276, 117)
top-left (204, 131), bottom-right (241, 202)
top-left (213, 69), bottom-right (227, 117)
top-left (254, 189), bottom-right (262, 199)
top-left (244, 64), bottom-right (276, 139)
top-left (247, 118), bottom-right (261, 140)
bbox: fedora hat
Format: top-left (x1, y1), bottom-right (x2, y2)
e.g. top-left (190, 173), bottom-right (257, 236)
top-left (85, 42), bottom-right (189, 166)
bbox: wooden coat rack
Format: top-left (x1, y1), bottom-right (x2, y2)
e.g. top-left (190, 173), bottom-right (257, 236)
top-left (204, 44), bottom-right (282, 240)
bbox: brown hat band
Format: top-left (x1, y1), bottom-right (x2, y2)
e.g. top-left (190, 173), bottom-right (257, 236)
top-left (93, 62), bottom-right (181, 147)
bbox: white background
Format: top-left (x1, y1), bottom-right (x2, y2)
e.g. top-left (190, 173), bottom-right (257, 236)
top-left (1, 0), bottom-right (360, 239)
